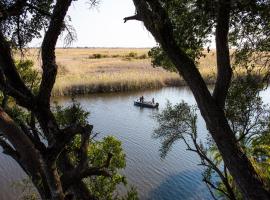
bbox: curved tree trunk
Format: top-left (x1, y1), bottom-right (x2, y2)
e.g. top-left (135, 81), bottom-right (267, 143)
top-left (130, 0), bottom-right (270, 199)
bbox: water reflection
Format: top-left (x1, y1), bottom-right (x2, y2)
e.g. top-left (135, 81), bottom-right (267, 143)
top-left (4, 86), bottom-right (268, 199)
top-left (55, 87), bottom-right (210, 199)
top-left (149, 169), bottom-right (209, 200)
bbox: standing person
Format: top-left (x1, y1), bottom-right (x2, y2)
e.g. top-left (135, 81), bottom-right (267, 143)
top-left (142, 96), bottom-right (144, 102)
top-left (152, 98), bottom-right (155, 104)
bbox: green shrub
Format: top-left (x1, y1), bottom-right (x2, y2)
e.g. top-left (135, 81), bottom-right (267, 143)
top-left (138, 54), bottom-right (147, 59)
top-left (89, 53), bottom-right (108, 59)
top-left (127, 52), bottom-right (137, 58)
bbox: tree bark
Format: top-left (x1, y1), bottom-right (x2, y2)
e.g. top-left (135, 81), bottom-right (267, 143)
top-left (0, 107), bottom-right (51, 199)
top-left (0, 0), bottom-right (113, 199)
top-left (213, 0), bottom-right (232, 109)
top-left (131, 0), bottom-right (270, 199)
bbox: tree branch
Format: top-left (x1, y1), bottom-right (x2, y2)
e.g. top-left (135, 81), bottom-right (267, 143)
top-left (37, 0), bottom-right (73, 108)
top-left (131, 1), bottom-right (270, 198)
top-left (123, 14), bottom-right (142, 23)
top-left (19, 121), bottom-right (46, 153)
top-left (0, 32), bottom-right (34, 105)
top-left (62, 149), bottom-right (113, 188)
top-left (212, 0), bottom-right (232, 109)
top-left (47, 124), bottom-right (93, 161)
top-left (203, 177), bottom-right (231, 199)
top-left (25, 3), bottom-right (51, 17)
top-left (0, 106), bottom-right (44, 183)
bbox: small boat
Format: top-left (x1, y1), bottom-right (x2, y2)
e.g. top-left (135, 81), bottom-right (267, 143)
top-left (134, 101), bottom-right (159, 108)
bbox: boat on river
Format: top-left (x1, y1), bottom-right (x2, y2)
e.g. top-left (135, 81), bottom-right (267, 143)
top-left (134, 101), bottom-right (159, 108)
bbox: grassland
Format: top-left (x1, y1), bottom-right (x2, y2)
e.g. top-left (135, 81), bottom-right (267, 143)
top-left (23, 48), bottom-right (217, 96)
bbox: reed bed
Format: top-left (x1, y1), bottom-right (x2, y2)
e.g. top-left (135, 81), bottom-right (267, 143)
top-left (20, 48), bottom-right (217, 96)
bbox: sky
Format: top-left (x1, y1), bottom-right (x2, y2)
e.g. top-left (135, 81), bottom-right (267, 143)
top-left (30, 0), bottom-right (157, 48)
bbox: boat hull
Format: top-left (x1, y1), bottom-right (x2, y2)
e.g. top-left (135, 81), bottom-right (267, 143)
top-left (134, 101), bottom-right (159, 108)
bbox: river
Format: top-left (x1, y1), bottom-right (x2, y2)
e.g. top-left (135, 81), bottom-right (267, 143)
top-left (0, 87), bottom-right (269, 200)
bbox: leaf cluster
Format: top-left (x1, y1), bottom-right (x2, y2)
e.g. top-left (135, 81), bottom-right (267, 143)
top-left (0, 0), bottom-right (53, 48)
top-left (53, 101), bottom-right (137, 200)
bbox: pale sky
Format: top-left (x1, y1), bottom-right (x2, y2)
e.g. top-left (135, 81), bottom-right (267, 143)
top-left (30, 0), bottom-right (157, 48)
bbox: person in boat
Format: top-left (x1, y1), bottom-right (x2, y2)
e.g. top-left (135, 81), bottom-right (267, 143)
top-left (152, 98), bottom-right (155, 104)
top-left (141, 96), bottom-right (144, 102)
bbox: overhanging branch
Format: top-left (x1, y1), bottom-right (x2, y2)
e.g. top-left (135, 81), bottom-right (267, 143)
top-left (123, 14), bottom-right (142, 23)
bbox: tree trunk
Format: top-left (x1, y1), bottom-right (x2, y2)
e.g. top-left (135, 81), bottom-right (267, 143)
top-left (165, 33), bottom-right (270, 200)
top-left (131, 0), bottom-right (270, 199)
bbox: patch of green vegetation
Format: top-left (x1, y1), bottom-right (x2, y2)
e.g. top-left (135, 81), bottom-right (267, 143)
top-left (89, 53), bottom-right (108, 59)
top-left (127, 52), bottom-right (138, 58)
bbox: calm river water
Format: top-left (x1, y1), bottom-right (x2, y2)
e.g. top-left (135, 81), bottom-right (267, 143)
top-left (0, 87), bottom-right (269, 200)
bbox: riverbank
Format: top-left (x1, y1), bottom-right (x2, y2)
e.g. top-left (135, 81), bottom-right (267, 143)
top-left (24, 48), bottom-right (217, 96)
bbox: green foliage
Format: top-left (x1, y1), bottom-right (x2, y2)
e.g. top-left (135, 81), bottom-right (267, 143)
top-left (85, 136), bottom-right (127, 200)
top-left (15, 60), bottom-right (41, 94)
top-left (89, 54), bottom-right (108, 59)
top-left (138, 54), bottom-right (147, 59)
top-left (53, 100), bottom-right (138, 200)
top-left (226, 73), bottom-right (269, 146)
top-left (148, 47), bottom-right (177, 72)
top-left (53, 99), bottom-right (89, 128)
top-left (153, 101), bottom-right (197, 158)
top-left (12, 178), bottom-right (39, 200)
top-left (0, 59), bottom-right (39, 129)
top-left (204, 72), bottom-right (270, 198)
top-left (251, 133), bottom-right (270, 189)
top-left (119, 187), bottom-right (138, 200)
top-left (1, 61), bottom-right (137, 199)
top-left (149, 0), bottom-right (270, 76)
top-left (230, 1), bottom-right (270, 72)
top-left (88, 136), bottom-right (126, 169)
top-left (148, 0), bottom-right (213, 71)
top-left (5, 103), bottom-right (29, 124)
top-left (127, 52), bottom-right (137, 58)
top-left (1, 0), bottom-right (53, 48)
top-left (166, 0), bottom-right (213, 58)
top-left (154, 72), bottom-right (270, 198)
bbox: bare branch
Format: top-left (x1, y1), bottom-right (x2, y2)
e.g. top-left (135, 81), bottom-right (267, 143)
top-left (62, 21), bottom-right (77, 47)
top-left (123, 14), bottom-right (142, 23)
top-left (203, 177), bottom-right (231, 199)
top-left (205, 181), bottom-right (219, 200)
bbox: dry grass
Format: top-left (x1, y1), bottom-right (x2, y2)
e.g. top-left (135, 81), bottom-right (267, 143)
top-left (19, 48), bottom-right (217, 96)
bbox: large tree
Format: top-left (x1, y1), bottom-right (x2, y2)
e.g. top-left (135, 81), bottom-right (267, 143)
top-left (0, 1), bottom-right (135, 200)
top-left (154, 71), bottom-right (270, 199)
top-left (124, 0), bottom-right (270, 199)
